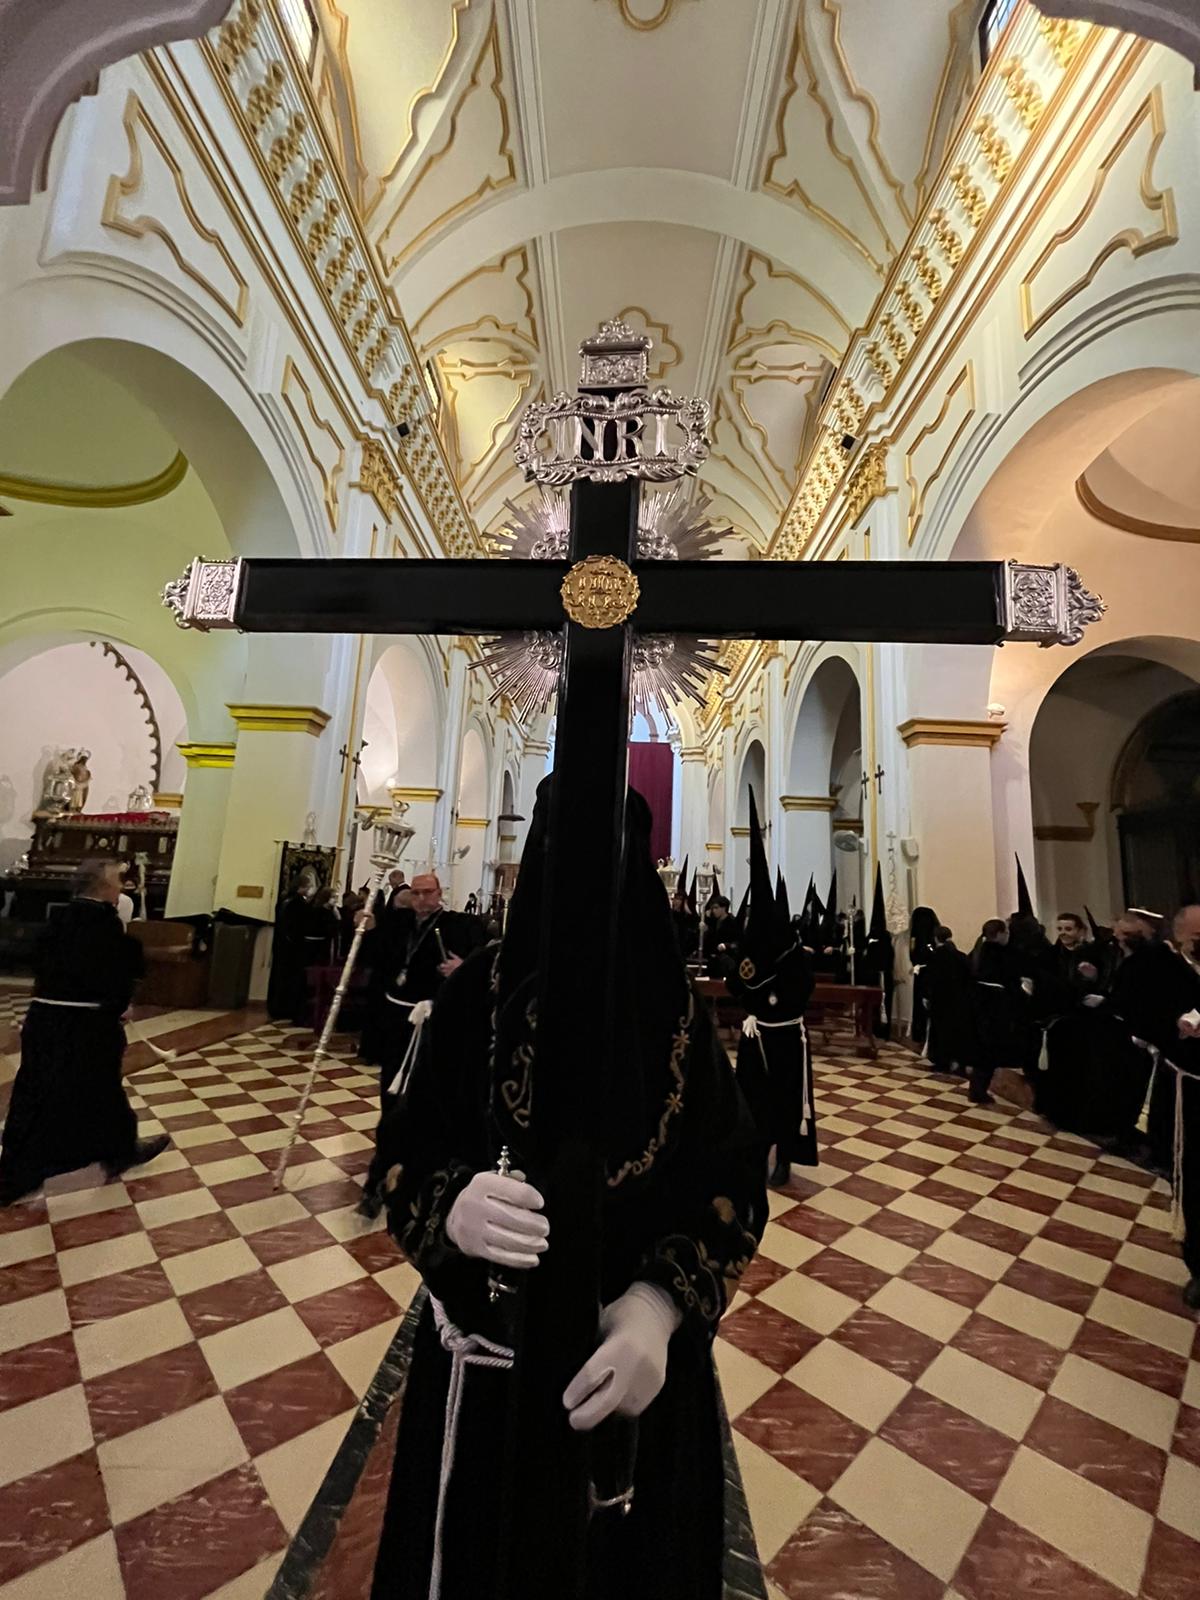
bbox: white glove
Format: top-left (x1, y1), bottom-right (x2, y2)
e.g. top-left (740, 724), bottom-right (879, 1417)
top-left (562, 1282), bottom-right (682, 1433)
top-left (1021, 977), bottom-right (1034, 995)
top-left (1082, 993), bottom-right (1104, 1009)
top-left (445, 1170), bottom-right (548, 1269)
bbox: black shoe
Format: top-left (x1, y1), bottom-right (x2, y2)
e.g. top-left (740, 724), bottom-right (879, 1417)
top-left (768, 1160), bottom-right (791, 1188)
top-left (968, 1092), bottom-right (996, 1107)
top-left (355, 1187), bottom-right (384, 1221)
top-left (1183, 1277), bottom-right (1200, 1312)
top-left (106, 1135), bottom-right (171, 1180)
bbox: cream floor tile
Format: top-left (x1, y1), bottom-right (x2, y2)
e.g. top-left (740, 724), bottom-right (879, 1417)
top-left (795, 1162), bottom-right (849, 1189)
top-left (1182, 1361), bottom-right (1200, 1410)
top-left (341, 1111), bottom-right (382, 1132)
top-left (1114, 1241), bottom-right (1188, 1286)
top-left (733, 1432), bottom-right (821, 1564)
top-left (153, 1099), bottom-right (204, 1120)
top-left (1087, 1287), bottom-right (1196, 1357)
top-left (314, 1203), bottom-right (378, 1243)
top-left (192, 1154), bottom-right (269, 1187)
top-left (125, 1146), bottom-right (189, 1178)
top-left (310, 1088), bottom-right (359, 1106)
top-left (374, 1261), bottom-right (421, 1310)
top-left (1021, 1235), bottom-right (1112, 1287)
top-left (867, 1278), bottom-right (970, 1344)
top-left (44, 1184), bottom-right (130, 1223)
top-left (279, 1158), bottom-right (348, 1195)
top-left (872, 1120), bottom-right (932, 1141)
top-left (1134, 1205), bottom-right (1171, 1236)
top-left (975, 1283), bottom-right (1083, 1351)
top-left (226, 1193), bottom-right (309, 1236)
top-left (787, 1340), bottom-right (909, 1431)
top-left (836, 1137), bottom-right (895, 1162)
top-left (171, 1123), bottom-right (230, 1150)
top-left (99, 1394), bottom-right (247, 1526)
top-left (808, 1188), bottom-right (881, 1225)
top-left (267, 1244), bottom-right (366, 1304)
top-left (819, 1116), bottom-right (869, 1138)
top-left (904, 1140), bottom-right (965, 1167)
top-left (241, 1128), bottom-right (293, 1154)
top-left (757, 1222), bottom-right (824, 1271)
top-left (137, 1119), bottom-right (166, 1137)
top-left (1077, 1173), bottom-right (1147, 1206)
top-left (889, 1192), bottom-right (962, 1232)
top-left (766, 1190), bottom-right (799, 1221)
top-left (857, 1163), bottom-right (926, 1193)
top-left (74, 1296), bottom-right (194, 1381)
top-left (1030, 1145), bottom-right (1094, 1173)
top-left (247, 1085), bottom-right (297, 1103)
top-left (1052, 1201), bottom-right (1132, 1242)
top-left (164, 1237), bottom-right (261, 1297)
top-left (0, 1385), bottom-right (93, 1489)
top-left (135, 1187), bottom-right (220, 1230)
top-left (1158, 1455), bottom-right (1200, 1540)
top-left (830, 1436), bottom-right (985, 1583)
top-left (965, 1144), bottom-right (1025, 1169)
top-left (255, 1409), bottom-right (355, 1534)
top-left (199, 1551), bottom-right (286, 1600)
top-left (58, 1229), bottom-right (158, 1288)
top-left (1049, 1355), bottom-right (1178, 1450)
top-left (200, 1305), bottom-right (320, 1391)
top-left (758, 1273), bottom-right (857, 1337)
top-left (0, 1531), bottom-right (124, 1600)
top-left (993, 1446), bottom-right (1151, 1595)
top-left (311, 1132), bottom-right (373, 1157)
top-left (930, 1167), bottom-right (997, 1199)
top-left (971, 1197), bottom-right (1048, 1238)
top-left (714, 1340), bottom-right (778, 1423)
top-left (926, 1229), bottom-right (1013, 1282)
top-left (213, 1103), bottom-right (271, 1124)
top-left (327, 1319), bottom-right (403, 1398)
top-left (834, 1226), bottom-right (918, 1276)
top-left (0, 1224), bottom-right (55, 1269)
top-left (917, 1348), bottom-right (1041, 1441)
top-left (0, 1288), bottom-right (70, 1356)
top-left (191, 1084), bottom-right (244, 1100)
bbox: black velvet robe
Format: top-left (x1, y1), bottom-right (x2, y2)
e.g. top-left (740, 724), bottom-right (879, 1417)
top-left (924, 943), bottom-right (976, 1072)
top-left (727, 943), bottom-right (817, 1170)
top-left (0, 899), bottom-right (144, 1203)
top-left (369, 948), bottom-right (766, 1600)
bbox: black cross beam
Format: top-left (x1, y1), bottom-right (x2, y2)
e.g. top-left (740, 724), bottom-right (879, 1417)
top-left (165, 501), bottom-right (1081, 1598)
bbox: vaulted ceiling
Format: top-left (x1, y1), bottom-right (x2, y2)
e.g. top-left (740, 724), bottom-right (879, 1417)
top-left (312, 0), bottom-right (982, 548)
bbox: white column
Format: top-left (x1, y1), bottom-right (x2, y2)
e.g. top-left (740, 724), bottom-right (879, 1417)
top-left (433, 640), bottom-right (470, 874)
top-left (763, 647), bottom-right (785, 872)
top-left (721, 708), bottom-right (736, 899)
top-left (678, 744), bottom-right (707, 868)
top-left (781, 797), bottom-right (836, 897)
top-left (901, 719), bottom-right (1005, 943)
top-left (167, 744), bottom-right (235, 917)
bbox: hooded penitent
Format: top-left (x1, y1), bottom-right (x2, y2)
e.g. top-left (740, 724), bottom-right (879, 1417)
top-left (863, 864), bottom-right (895, 1031)
top-left (367, 776), bottom-right (767, 1600)
top-left (724, 788), bottom-right (816, 1177)
top-left (1015, 855), bottom-right (1034, 919)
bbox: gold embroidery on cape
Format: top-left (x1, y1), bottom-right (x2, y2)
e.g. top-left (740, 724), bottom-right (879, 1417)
top-left (606, 995), bottom-right (693, 1188)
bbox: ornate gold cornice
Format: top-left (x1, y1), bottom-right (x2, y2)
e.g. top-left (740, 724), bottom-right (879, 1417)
top-left (0, 450), bottom-right (188, 509)
top-left (177, 741), bottom-right (237, 768)
top-left (705, 841), bottom-right (724, 852)
top-left (389, 784), bottom-right (442, 803)
top-left (844, 441), bottom-right (889, 523)
top-left (226, 704), bottom-right (331, 736)
top-left (730, 826), bottom-right (750, 838)
top-left (1075, 470), bottom-right (1199, 544)
top-left (898, 718), bottom-right (1005, 749)
top-left (457, 816), bottom-right (488, 829)
top-left (781, 795), bottom-right (838, 812)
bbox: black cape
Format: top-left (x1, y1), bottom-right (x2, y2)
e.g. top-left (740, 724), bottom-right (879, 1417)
top-left (0, 899), bottom-right (144, 1202)
top-left (369, 788), bottom-right (766, 1600)
top-left (924, 942), bottom-right (976, 1072)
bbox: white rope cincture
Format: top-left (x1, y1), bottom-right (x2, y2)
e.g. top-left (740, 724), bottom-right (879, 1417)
top-left (28, 997), bottom-right (102, 1009)
top-left (386, 999), bottom-right (433, 1097)
top-left (427, 1295), bottom-right (514, 1600)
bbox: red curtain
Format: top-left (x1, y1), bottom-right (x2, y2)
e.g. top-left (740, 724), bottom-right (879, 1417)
top-left (627, 742), bottom-right (674, 865)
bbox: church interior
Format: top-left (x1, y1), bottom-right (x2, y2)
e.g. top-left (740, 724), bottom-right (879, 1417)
top-left (1, 2), bottom-right (1199, 1597)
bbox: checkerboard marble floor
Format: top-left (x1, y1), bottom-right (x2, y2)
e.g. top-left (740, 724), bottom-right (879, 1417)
top-left (725, 1036), bottom-right (1199, 1600)
top-left (1, 1022), bottom-right (1197, 1599)
top-left (0, 1022), bottom-right (415, 1600)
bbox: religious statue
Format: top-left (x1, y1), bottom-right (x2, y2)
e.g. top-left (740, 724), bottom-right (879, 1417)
top-left (37, 750), bottom-right (76, 815)
top-left (68, 750), bottom-right (92, 813)
top-left (302, 811), bottom-right (318, 847)
top-left (126, 783), bottom-right (153, 812)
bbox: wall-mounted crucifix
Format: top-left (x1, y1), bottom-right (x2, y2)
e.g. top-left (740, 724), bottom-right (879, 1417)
top-left (162, 318), bottom-right (1104, 1599)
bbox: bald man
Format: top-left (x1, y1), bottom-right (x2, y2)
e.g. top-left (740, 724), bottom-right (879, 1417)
top-left (356, 871), bottom-right (483, 1218)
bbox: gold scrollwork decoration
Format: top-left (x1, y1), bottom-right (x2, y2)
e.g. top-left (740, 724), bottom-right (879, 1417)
top-left (600, 0), bottom-right (695, 30)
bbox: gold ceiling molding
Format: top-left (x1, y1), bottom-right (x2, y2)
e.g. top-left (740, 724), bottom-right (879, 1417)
top-left (416, 245), bottom-right (540, 351)
top-left (761, 17), bottom-right (892, 276)
top-left (599, 0), bottom-right (697, 30)
top-left (708, 392), bottom-right (786, 519)
top-left (1020, 87), bottom-right (1177, 338)
top-left (819, 0), bottom-right (913, 226)
top-left (844, 441), bottom-right (890, 524)
top-left (1034, 801), bottom-right (1100, 842)
top-left (614, 307), bottom-right (680, 380)
top-left (457, 816), bottom-right (488, 829)
top-left (781, 795), bottom-right (838, 812)
top-left (898, 718), bottom-right (1005, 749)
top-left (354, 436), bottom-right (404, 521)
top-left (103, 92), bottom-right (250, 326)
top-left (227, 704), bottom-right (332, 736)
top-left (437, 350), bottom-right (537, 487)
top-left (366, 0), bottom-right (473, 217)
top-left (281, 356), bottom-right (347, 533)
top-left (0, 450), bottom-right (188, 509)
top-left (389, 784), bottom-right (442, 803)
top-left (904, 362), bottom-right (976, 546)
top-left (767, 7), bottom-right (1113, 563)
top-left (1075, 471), bottom-right (1200, 544)
top-left (730, 249), bottom-right (853, 355)
top-left (728, 369), bottom-right (821, 489)
top-left (913, 0), bottom-right (978, 212)
top-left (378, 20), bottom-right (517, 276)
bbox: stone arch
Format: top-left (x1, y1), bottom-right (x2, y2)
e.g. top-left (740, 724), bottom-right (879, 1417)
top-left (784, 653), bottom-right (863, 900)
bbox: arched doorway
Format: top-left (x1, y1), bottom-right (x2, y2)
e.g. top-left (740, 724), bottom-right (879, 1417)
top-left (454, 724), bottom-right (489, 903)
top-left (785, 655), bottom-right (862, 907)
top-left (732, 737), bottom-right (766, 901)
top-left (1115, 690), bottom-right (1200, 911)
top-left (358, 640), bottom-right (443, 881)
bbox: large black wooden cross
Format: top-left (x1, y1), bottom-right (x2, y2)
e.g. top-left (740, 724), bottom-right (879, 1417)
top-left (163, 322), bottom-right (1100, 1599)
